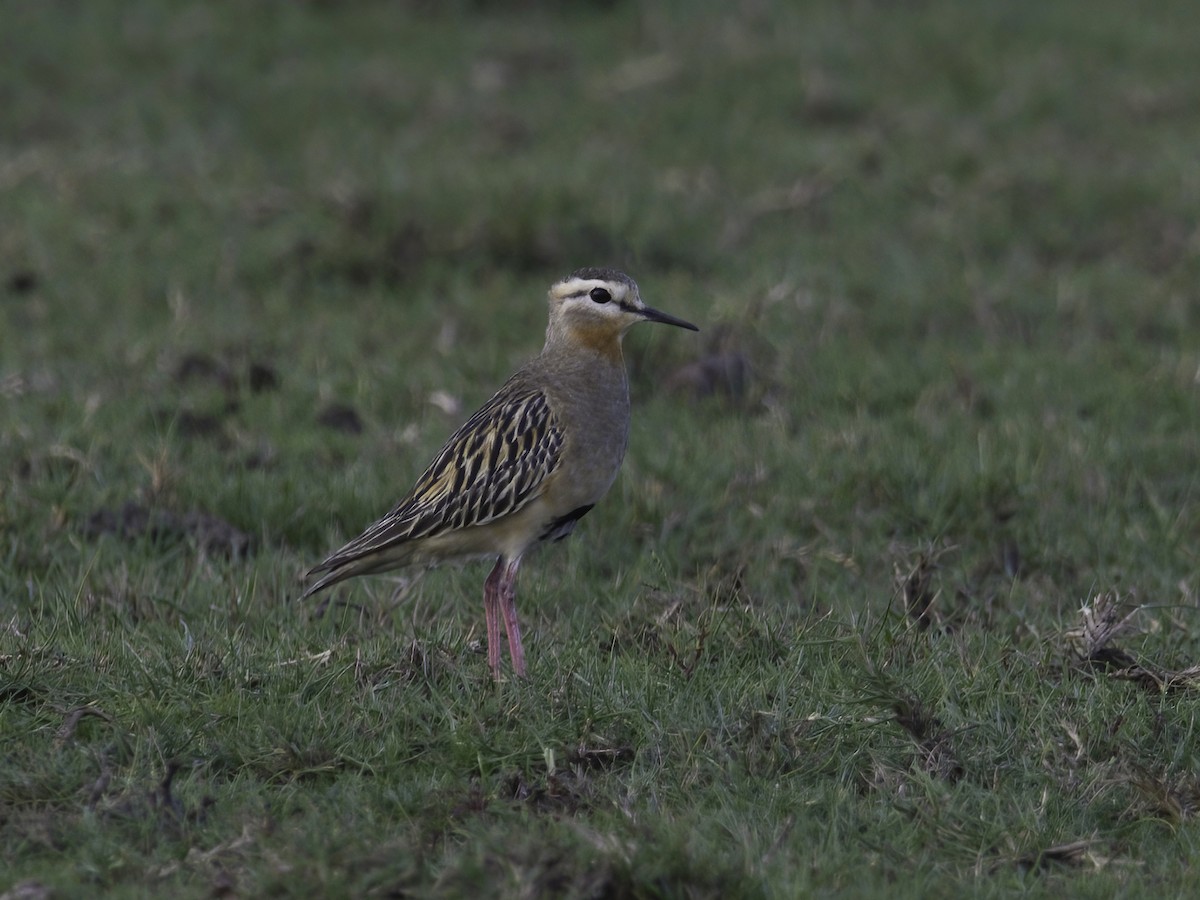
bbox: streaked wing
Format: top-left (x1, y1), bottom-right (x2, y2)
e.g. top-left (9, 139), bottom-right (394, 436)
top-left (311, 384), bottom-right (564, 570)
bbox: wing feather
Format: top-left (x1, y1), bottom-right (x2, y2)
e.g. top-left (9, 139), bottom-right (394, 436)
top-left (309, 383), bottom-right (564, 573)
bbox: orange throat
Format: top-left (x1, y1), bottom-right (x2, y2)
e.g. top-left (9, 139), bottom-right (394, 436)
top-left (570, 323), bottom-right (625, 364)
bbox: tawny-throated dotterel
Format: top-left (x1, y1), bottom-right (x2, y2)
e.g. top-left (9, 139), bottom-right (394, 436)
top-left (302, 267), bottom-right (698, 678)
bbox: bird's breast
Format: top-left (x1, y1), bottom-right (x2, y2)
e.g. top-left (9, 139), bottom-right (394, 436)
top-left (547, 362), bottom-right (631, 507)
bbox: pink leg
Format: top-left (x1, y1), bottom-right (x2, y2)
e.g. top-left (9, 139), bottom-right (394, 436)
top-left (483, 558), bottom-right (504, 679)
top-left (498, 558), bottom-right (527, 677)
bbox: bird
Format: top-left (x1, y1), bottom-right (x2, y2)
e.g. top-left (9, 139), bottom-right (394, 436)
top-left (302, 267), bottom-right (698, 679)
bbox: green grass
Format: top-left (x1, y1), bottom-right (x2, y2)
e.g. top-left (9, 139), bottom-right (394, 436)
top-left (3, 0), bottom-right (1200, 895)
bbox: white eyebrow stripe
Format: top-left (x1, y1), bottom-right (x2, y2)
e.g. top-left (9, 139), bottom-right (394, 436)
top-left (558, 278), bottom-right (607, 294)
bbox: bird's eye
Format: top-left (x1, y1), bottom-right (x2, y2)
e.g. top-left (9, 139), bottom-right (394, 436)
top-left (589, 287), bottom-right (612, 304)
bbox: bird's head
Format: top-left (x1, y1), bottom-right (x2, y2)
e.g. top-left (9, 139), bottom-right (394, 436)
top-left (546, 267), bottom-right (698, 355)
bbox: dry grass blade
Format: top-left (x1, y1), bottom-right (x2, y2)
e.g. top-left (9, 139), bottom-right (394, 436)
top-left (891, 694), bottom-right (964, 783)
top-left (1130, 771), bottom-right (1200, 823)
top-left (1066, 593), bottom-right (1200, 691)
top-left (54, 705), bottom-right (112, 746)
top-left (1114, 662), bottom-right (1200, 692)
top-left (1068, 592), bottom-right (1142, 660)
top-left (893, 542), bottom-right (954, 631)
top-left (1008, 838), bottom-right (1111, 874)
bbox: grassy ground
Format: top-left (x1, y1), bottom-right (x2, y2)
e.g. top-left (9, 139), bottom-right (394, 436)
top-left (3, 0), bottom-right (1200, 896)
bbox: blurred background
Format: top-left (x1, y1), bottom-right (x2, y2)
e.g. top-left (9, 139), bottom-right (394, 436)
top-left (4, 0), bottom-right (1198, 600)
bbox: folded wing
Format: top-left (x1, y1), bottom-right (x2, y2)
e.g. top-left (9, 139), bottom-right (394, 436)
top-left (307, 384), bottom-right (565, 580)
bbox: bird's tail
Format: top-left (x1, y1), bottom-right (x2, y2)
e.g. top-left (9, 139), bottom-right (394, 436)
top-left (299, 541), bottom-right (420, 600)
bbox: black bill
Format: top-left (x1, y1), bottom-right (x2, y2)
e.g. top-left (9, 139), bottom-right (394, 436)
top-left (639, 305), bottom-right (700, 331)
